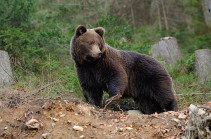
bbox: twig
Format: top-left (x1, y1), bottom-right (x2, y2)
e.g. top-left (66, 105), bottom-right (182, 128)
top-left (116, 104), bottom-right (123, 113)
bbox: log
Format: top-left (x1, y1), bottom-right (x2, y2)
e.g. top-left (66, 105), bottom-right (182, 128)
top-left (185, 104), bottom-right (211, 139)
top-left (0, 50), bottom-right (13, 87)
top-left (201, 0), bottom-right (211, 28)
top-left (151, 37), bottom-right (183, 64)
top-left (194, 49), bottom-right (211, 82)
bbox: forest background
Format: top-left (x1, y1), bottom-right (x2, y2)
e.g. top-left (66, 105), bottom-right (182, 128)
top-left (0, 0), bottom-right (210, 108)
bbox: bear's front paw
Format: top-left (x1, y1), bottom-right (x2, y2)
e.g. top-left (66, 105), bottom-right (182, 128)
top-left (104, 94), bottom-right (122, 110)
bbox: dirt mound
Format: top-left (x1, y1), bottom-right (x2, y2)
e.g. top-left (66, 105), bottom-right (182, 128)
top-left (0, 88), bottom-right (209, 139)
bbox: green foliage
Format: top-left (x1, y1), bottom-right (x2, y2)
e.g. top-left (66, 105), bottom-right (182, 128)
top-left (94, 16), bottom-right (133, 50)
top-left (132, 26), bottom-right (162, 54)
top-left (193, 33), bottom-right (211, 50)
top-left (0, 0), bottom-right (35, 27)
top-left (0, 26), bottom-right (44, 71)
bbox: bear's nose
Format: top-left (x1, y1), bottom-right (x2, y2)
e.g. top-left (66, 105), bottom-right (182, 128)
top-left (97, 51), bottom-right (102, 56)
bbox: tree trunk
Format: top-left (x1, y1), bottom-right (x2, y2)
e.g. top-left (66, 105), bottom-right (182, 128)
top-left (0, 50), bottom-right (13, 87)
top-left (157, 0), bottom-right (162, 29)
top-left (160, 0), bottom-right (169, 31)
top-left (194, 49), bottom-right (211, 82)
top-left (185, 104), bottom-right (211, 139)
top-left (130, 0), bottom-right (135, 29)
top-left (202, 0), bottom-right (211, 28)
top-left (151, 37), bottom-right (183, 64)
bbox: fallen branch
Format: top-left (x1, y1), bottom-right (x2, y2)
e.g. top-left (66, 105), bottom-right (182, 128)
top-left (175, 93), bottom-right (211, 97)
top-left (196, 105), bottom-right (211, 111)
top-left (57, 90), bottom-right (74, 94)
top-left (27, 80), bottom-right (61, 97)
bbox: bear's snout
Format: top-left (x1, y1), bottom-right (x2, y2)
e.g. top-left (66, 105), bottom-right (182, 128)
top-left (97, 51), bottom-right (102, 56)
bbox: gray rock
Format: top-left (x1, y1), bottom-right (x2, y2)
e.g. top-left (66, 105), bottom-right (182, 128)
top-left (127, 110), bottom-right (142, 115)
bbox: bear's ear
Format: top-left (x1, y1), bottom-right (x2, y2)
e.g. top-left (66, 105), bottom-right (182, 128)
top-left (94, 27), bottom-right (105, 38)
top-left (75, 25), bottom-right (87, 36)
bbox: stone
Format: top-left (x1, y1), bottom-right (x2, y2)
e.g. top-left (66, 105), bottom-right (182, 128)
top-left (188, 104), bottom-right (198, 113)
top-left (77, 104), bottom-right (94, 116)
top-left (67, 120), bottom-right (71, 124)
top-left (198, 109), bottom-right (206, 115)
top-left (118, 128), bottom-right (124, 132)
top-left (51, 123), bottom-right (56, 127)
top-left (0, 50), bottom-right (13, 87)
top-left (79, 135), bottom-right (85, 138)
top-left (194, 49), bottom-right (211, 82)
top-left (25, 119), bottom-right (39, 129)
top-left (73, 126), bottom-right (84, 131)
top-left (151, 37), bottom-right (183, 64)
top-left (52, 118), bottom-right (59, 122)
top-left (178, 113), bottom-right (187, 119)
top-left (172, 118), bottom-right (180, 123)
top-left (60, 114), bottom-right (65, 118)
top-left (125, 127), bottom-right (133, 130)
top-left (127, 110), bottom-right (142, 115)
top-left (42, 133), bottom-right (50, 138)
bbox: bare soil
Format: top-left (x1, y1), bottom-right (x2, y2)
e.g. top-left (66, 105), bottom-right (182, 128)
top-left (0, 88), bottom-right (210, 139)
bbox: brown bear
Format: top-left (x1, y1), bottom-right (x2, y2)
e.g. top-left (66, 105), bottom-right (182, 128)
top-left (70, 25), bottom-right (178, 114)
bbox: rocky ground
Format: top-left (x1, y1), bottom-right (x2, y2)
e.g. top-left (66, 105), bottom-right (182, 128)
top-left (0, 88), bottom-right (210, 139)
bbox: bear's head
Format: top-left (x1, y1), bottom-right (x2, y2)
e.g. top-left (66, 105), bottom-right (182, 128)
top-left (71, 25), bottom-right (106, 64)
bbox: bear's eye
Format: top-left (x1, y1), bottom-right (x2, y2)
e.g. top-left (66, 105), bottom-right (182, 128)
top-left (89, 41), bottom-right (94, 45)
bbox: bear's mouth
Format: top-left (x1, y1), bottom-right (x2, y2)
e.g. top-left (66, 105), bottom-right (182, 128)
top-left (85, 55), bottom-right (98, 62)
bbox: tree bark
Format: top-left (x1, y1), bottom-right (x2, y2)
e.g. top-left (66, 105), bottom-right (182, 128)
top-left (185, 104), bottom-right (211, 139)
top-left (151, 37), bottom-right (183, 64)
top-left (0, 50), bottom-right (13, 87)
top-left (194, 49), bottom-right (211, 82)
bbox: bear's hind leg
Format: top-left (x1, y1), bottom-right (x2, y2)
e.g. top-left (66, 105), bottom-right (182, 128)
top-left (135, 97), bottom-right (164, 114)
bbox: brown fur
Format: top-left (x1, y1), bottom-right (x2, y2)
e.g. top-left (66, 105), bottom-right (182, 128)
top-left (70, 25), bottom-right (178, 114)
